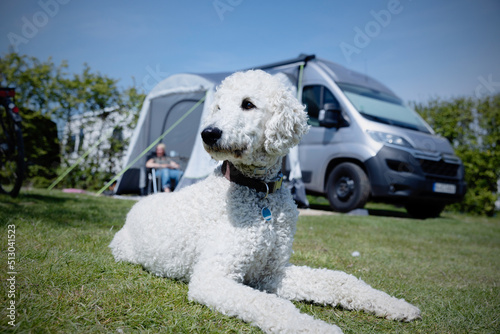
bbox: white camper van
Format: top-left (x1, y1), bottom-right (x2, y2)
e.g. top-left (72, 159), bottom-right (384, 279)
top-left (116, 55), bottom-right (466, 218)
top-left (266, 55), bottom-right (466, 218)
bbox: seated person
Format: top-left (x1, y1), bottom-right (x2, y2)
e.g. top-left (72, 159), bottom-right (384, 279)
top-left (146, 143), bottom-right (183, 192)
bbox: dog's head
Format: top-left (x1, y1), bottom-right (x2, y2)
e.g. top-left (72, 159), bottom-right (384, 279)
top-left (201, 70), bottom-right (309, 167)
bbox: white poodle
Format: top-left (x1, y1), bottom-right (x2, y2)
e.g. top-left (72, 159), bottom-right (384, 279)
top-left (109, 70), bottom-right (420, 333)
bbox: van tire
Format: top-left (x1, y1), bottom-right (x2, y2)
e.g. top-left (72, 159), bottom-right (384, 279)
top-left (326, 162), bottom-right (370, 213)
top-left (405, 201), bottom-right (445, 219)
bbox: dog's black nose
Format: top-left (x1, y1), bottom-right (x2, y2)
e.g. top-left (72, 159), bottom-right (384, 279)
top-left (201, 127), bottom-right (222, 146)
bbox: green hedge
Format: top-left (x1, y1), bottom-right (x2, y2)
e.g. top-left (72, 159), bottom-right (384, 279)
top-left (413, 94), bottom-right (500, 216)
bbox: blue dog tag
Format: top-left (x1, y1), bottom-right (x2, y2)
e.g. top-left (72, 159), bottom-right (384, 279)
top-left (261, 207), bottom-right (272, 221)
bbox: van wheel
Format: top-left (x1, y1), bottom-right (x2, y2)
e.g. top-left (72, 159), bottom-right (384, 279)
top-left (405, 201), bottom-right (445, 219)
top-left (326, 162), bottom-right (370, 213)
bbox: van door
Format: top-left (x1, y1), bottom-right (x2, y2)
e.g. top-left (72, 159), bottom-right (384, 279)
top-left (299, 85), bottom-right (349, 193)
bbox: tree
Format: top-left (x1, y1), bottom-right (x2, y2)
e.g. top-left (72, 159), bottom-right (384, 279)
top-left (0, 53), bottom-right (62, 186)
top-left (21, 108), bottom-right (60, 187)
top-left (0, 52), bottom-right (145, 190)
top-left (0, 53), bottom-right (60, 114)
top-left (55, 65), bottom-right (144, 190)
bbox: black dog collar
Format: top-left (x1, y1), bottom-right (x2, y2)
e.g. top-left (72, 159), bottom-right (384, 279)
top-left (221, 160), bottom-right (283, 198)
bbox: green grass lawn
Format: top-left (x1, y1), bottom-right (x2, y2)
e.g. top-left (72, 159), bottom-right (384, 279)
top-left (1, 189), bottom-right (499, 333)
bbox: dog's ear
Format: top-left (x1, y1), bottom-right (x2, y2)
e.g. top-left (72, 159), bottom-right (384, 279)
top-left (264, 88), bottom-right (310, 156)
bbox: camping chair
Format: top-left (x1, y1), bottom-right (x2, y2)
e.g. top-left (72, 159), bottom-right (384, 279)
top-left (147, 168), bottom-right (182, 194)
top-left (142, 151), bottom-right (161, 195)
top-left (148, 168), bottom-right (162, 194)
top-left (145, 152), bottom-right (182, 195)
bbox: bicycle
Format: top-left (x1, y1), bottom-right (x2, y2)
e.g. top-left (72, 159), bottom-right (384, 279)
top-left (0, 88), bottom-right (24, 197)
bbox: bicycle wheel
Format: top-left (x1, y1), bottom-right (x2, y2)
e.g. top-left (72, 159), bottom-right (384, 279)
top-left (0, 103), bottom-right (24, 197)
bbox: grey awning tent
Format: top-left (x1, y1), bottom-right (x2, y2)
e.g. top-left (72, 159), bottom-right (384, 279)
top-left (114, 55), bottom-right (316, 196)
top-left (114, 72), bottom-right (229, 194)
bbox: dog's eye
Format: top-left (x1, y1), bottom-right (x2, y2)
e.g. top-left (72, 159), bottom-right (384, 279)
top-left (241, 99), bottom-right (256, 110)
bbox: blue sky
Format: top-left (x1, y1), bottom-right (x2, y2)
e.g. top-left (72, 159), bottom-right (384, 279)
top-left (1, 0), bottom-right (499, 103)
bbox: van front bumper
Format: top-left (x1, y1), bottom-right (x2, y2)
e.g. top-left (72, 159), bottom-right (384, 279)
top-left (365, 146), bottom-right (466, 204)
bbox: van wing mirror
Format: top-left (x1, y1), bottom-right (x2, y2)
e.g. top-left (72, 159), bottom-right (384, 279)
top-left (319, 103), bottom-right (341, 128)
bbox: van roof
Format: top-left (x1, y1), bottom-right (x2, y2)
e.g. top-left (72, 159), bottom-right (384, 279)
top-left (314, 58), bottom-right (399, 99)
top-left (254, 54), bottom-right (399, 100)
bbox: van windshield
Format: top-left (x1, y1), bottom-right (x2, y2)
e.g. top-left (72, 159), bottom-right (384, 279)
top-left (338, 83), bottom-right (430, 133)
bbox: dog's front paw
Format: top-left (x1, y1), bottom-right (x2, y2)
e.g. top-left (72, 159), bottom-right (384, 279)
top-left (384, 299), bottom-right (421, 322)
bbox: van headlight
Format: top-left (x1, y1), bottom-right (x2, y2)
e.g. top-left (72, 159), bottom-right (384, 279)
top-left (367, 130), bottom-right (413, 148)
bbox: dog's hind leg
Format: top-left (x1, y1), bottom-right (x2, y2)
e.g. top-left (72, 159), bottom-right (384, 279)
top-left (275, 265), bottom-right (421, 322)
top-left (109, 229), bottom-right (138, 264)
top-left (188, 268), bottom-right (343, 334)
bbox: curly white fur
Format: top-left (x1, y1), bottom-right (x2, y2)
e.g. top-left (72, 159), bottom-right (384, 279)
top-left (109, 70), bottom-right (420, 333)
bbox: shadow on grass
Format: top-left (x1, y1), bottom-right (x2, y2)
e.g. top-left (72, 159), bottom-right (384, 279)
top-left (0, 190), bottom-right (132, 228)
top-left (307, 203), bottom-right (412, 219)
top-left (366, 208), bottom-right (410, 218)
top-left (1, 192), bottom-right (74, 226)
top-left (1, 191), bottom-right (68, 204)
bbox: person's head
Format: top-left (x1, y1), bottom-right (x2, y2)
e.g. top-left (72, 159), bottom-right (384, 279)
top-left (156, 143), bottom-right (166, 156)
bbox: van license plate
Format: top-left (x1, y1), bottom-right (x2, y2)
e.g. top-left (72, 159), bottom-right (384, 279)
top-left (433, 182), bottom-right (456, 194)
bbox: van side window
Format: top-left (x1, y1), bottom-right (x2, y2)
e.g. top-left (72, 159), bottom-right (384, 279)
top-left (302, 86), bottom-right (321, 126)
top-left (324, 89), bottom-right (339, 108)
top-left (302, 85), bottom-right (341, 127)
